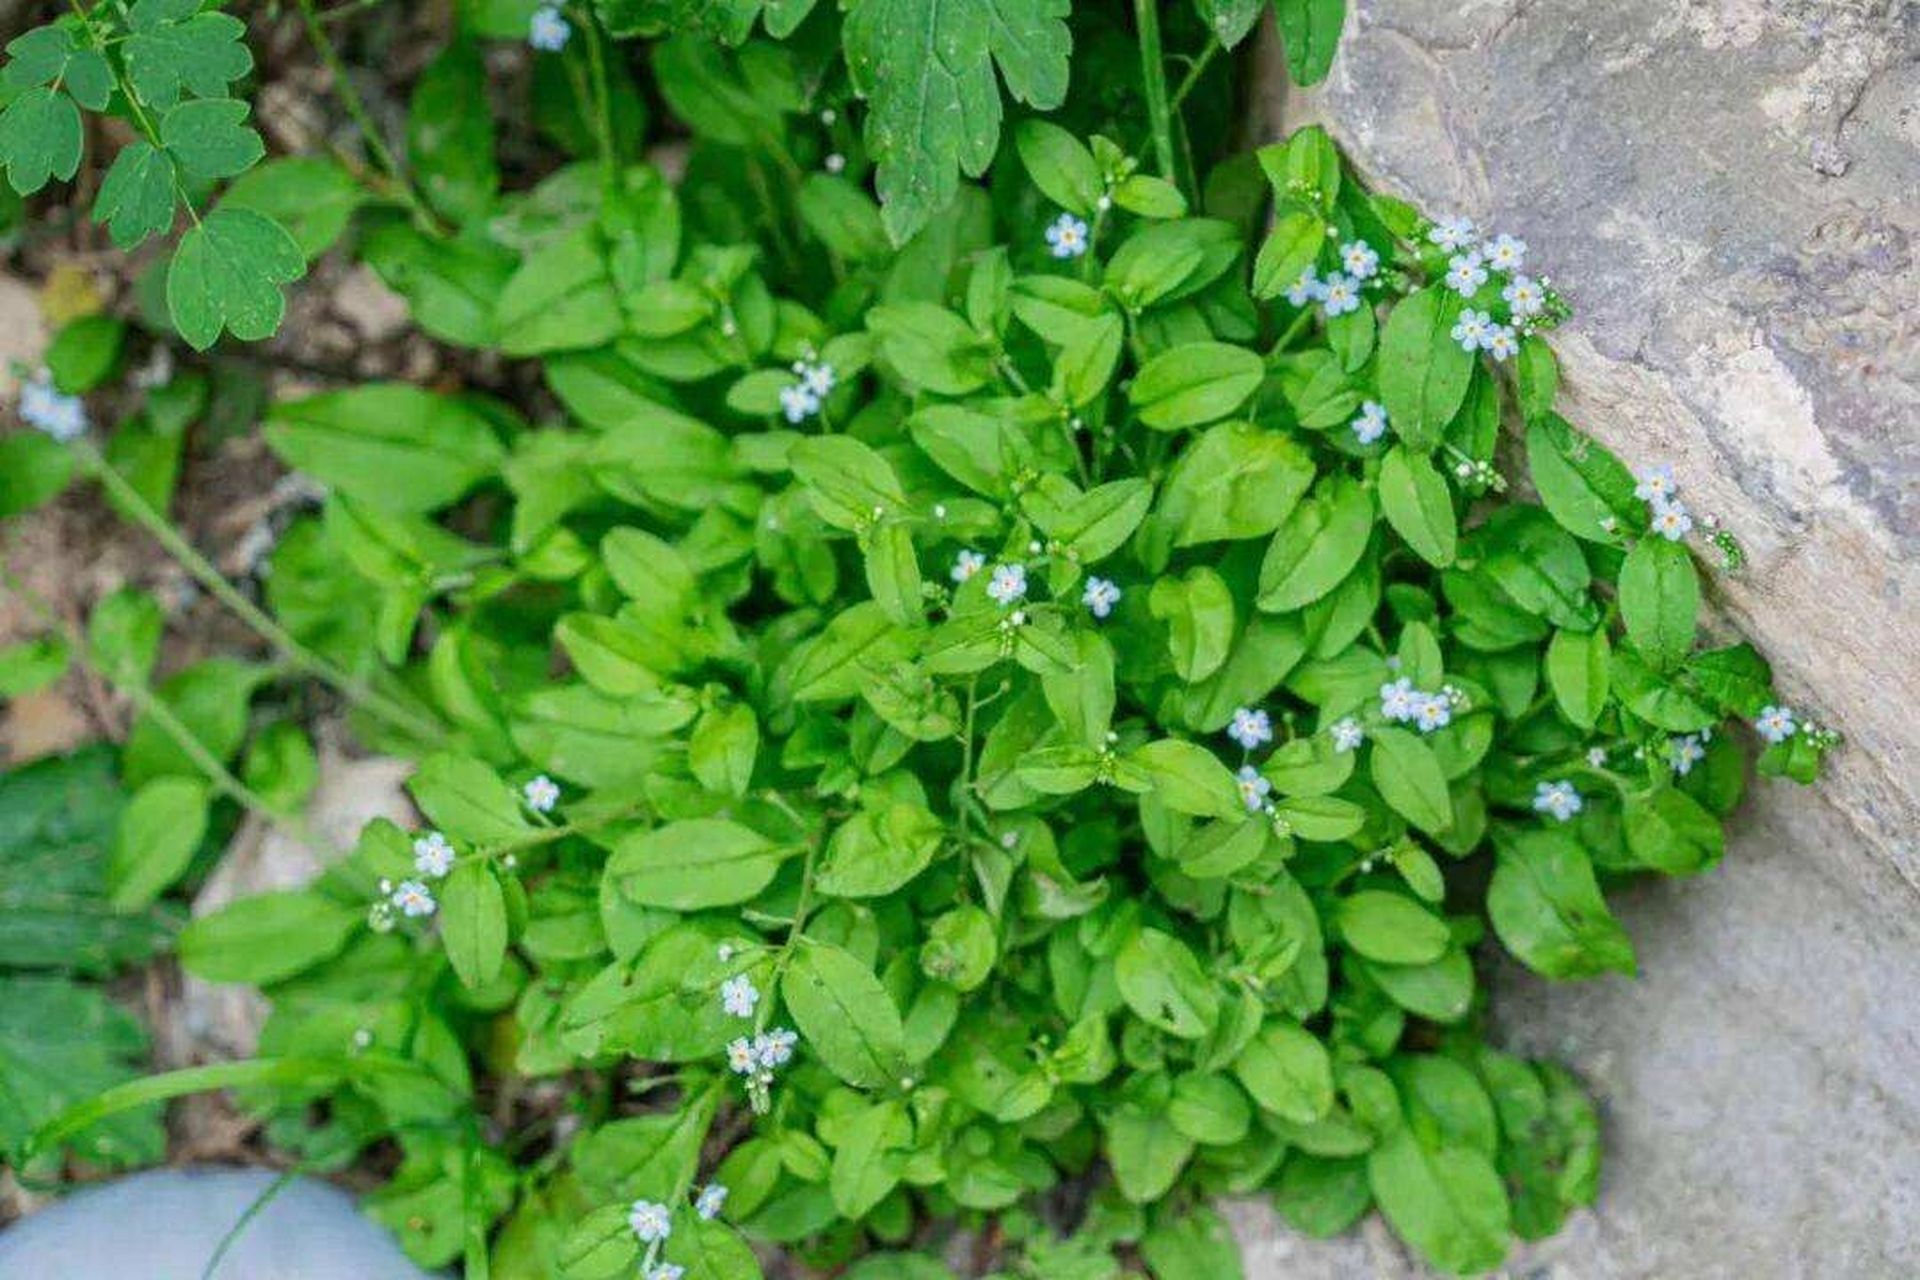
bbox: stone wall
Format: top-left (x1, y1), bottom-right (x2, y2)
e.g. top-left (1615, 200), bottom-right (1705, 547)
top-left (1234, 2), bottom-right (1920, 1273)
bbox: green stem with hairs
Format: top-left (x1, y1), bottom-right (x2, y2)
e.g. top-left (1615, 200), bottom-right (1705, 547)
top-left (1134, 0), bottom-right (1178, 186)
top-left (1, 564), bottom-right (316, 843)
top-left (293, 0), bottom-right (443, 234)
top-left (72, 441), bottom-right (447, 745)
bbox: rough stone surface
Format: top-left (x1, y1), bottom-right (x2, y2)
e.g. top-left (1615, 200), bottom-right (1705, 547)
top-left (1233, 3), bottom-right (1920, 1275)
top-left (0, 1166), bottom-right (436, 1279)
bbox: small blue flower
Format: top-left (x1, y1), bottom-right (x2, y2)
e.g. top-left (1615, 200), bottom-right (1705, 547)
top-left (1482, 232), bottom-right (1527, 272)
top-left (1444, 251), bottom-right (1489, 298)
top-left (1320, 272), bottom-right (1362, 317)
top-left (1754, 705), bottom-right (1797, 744)
top-left (1451, 308), bottom-right (1493, 352)
top-left (18, 374), bottom-right (88, 441)
top-left (1429, 215), bottom-right (1477, 252)
top-left (1340, 240), bottom-right (1379, 280)
top-left (1236, 765), bottom-right (1272, 812)
top-left (1044, 212), bottom-right (1089, 260)
top-left (1227, 707), bottom-right (1273, 751)
top-left (1650, 498), bottom-right (1694, 541)
top-left (1286, 268), bottom-right (1326, 307)
top-left (528, 5), bottom-right (571, 51)
top-left (1082, 576), bottom-right (1121, 619)
top-left (1532, 779), bottom-right (1583, 822)
top-left (1351, 399), bottom-right (1388, 445)
top-left (1503, 273), bottom-right (1545, 318)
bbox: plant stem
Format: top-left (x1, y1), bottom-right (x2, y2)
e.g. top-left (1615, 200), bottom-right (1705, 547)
top-left (1134, 0), bottom-right (1178, 185)
top-left (1, 564), bottom-right (315, 842)
top-left (1170, 41), bottom-right (1221, 113)
top-left (293, 0), bottom-right (443, 234)
top-left (581, 7), bottom-right (620, 189)
top-left (72, 442), bottom-right (447, 745)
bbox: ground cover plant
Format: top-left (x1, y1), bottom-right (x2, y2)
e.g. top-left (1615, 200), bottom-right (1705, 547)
top-left (0, 2), bottom-right (1838, 1277)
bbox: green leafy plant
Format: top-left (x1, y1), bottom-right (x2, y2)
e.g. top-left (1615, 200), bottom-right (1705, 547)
top-left (2, 4), bottom-right (1838, 1279)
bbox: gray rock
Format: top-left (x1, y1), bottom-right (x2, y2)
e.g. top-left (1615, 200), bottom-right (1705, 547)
top-left (0, 1167), bottom-right (435, 1279)
top-left (1231, 3), bottom-right (1920, 1275)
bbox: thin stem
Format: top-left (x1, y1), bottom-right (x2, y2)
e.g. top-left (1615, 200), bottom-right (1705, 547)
top-left (756, 835), bottom-right (823, 1036)
top-left (72, 442), bottom-right (447, 745)
top-left (2, 565), bottom-right (316, 841)
top-left (293, 0), bottom-right (443, 234)
top-left (1133, 0), bottom-right (1178, 186)
top-left (581, 6), bottom-right (619, 188)
top-left (1170, 41), bottom-right (1222, 114)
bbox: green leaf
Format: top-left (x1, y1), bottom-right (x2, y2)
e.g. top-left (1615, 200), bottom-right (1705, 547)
top-left (798, 173), bottom-right (891, 262)
top-left (830, 1098), bottom-right (912, 1217)
top-left (1258, 476), bottom-right (1374, 612)
top-left (1487, 828), bottom-right (1636, 979)
top-left (224, 157), bottom-right (364, 259)
top-left (94, 142), bottom-right (178, 248)
top-left (1250, 205), bottom-right (1326, 299)
top-left (1623, 787), bottom-right (1724, 876)
top-left (1128, 739), bottom-right (1242, 819)
top-left (178, 890), bottom-right (360, 985)
top-left (1275, 1154), bottom-right (1372, 1238)
top-left (1368, 1123), bottom-right (1511, 1275)
top-left (4, 26), bottom-right (112, 108)
top-left (159, 97), bottom-right (263, 181)
top-left (166, 206), bottom-right (306, 350)
top-left (124, 4), bottom-right (253, 109)
top-left (0, 434), bottom-right (74, 517)
top-left (408, 36), bottom-right (498, 225)
top-left (1377, 445), bottom-right (1457, 567)
top-left (1273, 0), bottom-right (1346, 86)
top-left (0, 88), bottom-right (81, 195)
top-left (1014, 119), bottom-right (1102, 215)
top-left (441, 861), bottom-right (509, 989)
top-left (105, 776), bottom-right (209, 911)
top-left (265, 385), bottom-right (506, 513)
top-left (1368, 728), bottom-right (1452, 834)
top-left (0, 975), bottom-right (161, 1170)
top-left (1545, 627), bottom-right (1609, 729)
top-left (1195, 0), bottom-right (1266, 48)
top-left (1525, 414), bottom-right (1642, 542)
top-left (0, 750), bottom-right (168, 975)
top-left (690, 702), bottom-right (759, 797)
top-left (1149, 566), bottom-right (1236, 682)
top-left (1116, 928), bottom-right (1220, 1039)
top-left (1378, 286), bottom-right (1472, 451)
top-left (0, 636), bottom-right (68, 698)
top-left (608, 819), bottom-right (791, 910)
top-left (1140, 1204), bottom-right (1244, 1278)
top-left (1515, 335), bottom-right (1558, 420)
top-left (1336, 891), bottom-right (1450, 965)
top-left (867, 302), bottom-right (993, 394)
top-left (817, 803), bottom-right (944, 898)
top-left (1106, 1081), bottom-right (1195, 1203)
top-left (791, 435), bottom-right (907, 530)
top-left (845, 0), bottom-right (1071, 245)
top-left (242, 720), bottom-right (318, 814)
top-left (409, 754), bottom-right (532, 844)
top-left (496, 228), bottom-right (623, 357)
top-left (1618, 535), bottom-right (1698, 672)
top-left (1232, 1019), bottom-right (1333, 1123)
top-left (783, 942), bottom-right (908, 1088)
top-left (1130, 342), bottom-right (1265, 430)
top-left (1157, 422), bottom-right (1316, 547)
